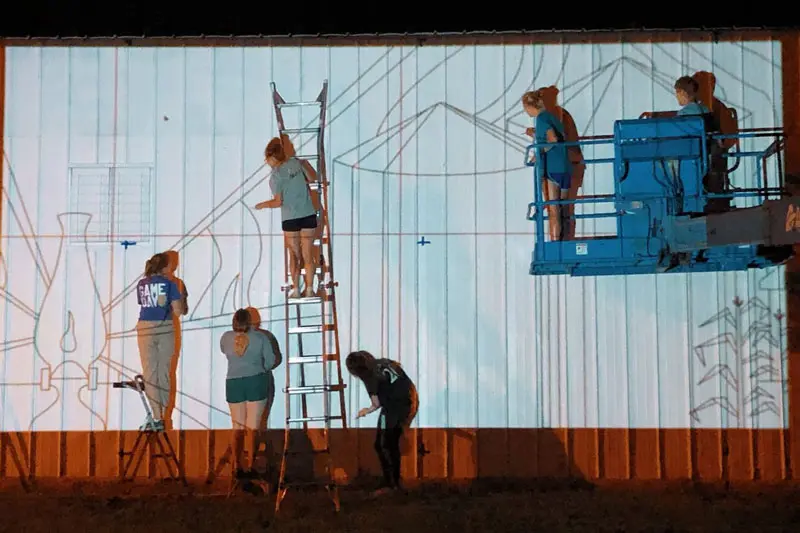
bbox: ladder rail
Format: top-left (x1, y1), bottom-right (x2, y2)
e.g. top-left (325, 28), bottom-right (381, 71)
top-left (313, 80), bottom-right (341, 511)
top-left (314, 81), bottom-right (333, 442)
top-left (317, 172), bottom-right (347, 430)
top-left (270, 82), bottom-right (287, 132)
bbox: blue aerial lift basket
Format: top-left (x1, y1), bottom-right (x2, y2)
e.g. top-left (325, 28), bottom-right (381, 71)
top-left (525, 115), bottom-right (800, 277)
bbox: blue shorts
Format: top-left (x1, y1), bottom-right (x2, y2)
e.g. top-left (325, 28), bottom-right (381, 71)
top-left (546, 172), bottom-right (571, 190)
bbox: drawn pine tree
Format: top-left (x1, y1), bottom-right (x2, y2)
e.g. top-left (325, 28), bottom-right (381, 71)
top-left (690, 296), bottom-right (788, 428)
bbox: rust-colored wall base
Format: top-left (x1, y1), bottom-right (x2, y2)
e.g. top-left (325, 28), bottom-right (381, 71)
top-left (0, 428), bottom-right (790, 482)
top-left (782, 33), bottom-right (800, 484)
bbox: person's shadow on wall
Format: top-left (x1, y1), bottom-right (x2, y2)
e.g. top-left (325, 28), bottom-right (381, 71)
top-left (538, 85), bottom-right (586, 240)
top-left (162, 250), bottom-right (187, 431)
top-left (693, 70), bottom-right (739, 213)
top-left (407, 427), bottom-right (594, 494)
top-left (244, 306), bottom-right (316, 486)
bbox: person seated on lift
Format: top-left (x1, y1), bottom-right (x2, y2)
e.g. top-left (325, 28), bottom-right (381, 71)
top-left (641, 76), bottom-right (710, 119)
top-left (642, 76), bottom-right (727, 213)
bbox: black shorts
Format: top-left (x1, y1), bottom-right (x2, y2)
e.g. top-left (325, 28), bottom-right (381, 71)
top-left (282, 214), bottom-right (317, 232)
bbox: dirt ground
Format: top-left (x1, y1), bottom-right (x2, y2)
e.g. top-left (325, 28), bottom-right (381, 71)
top-left (0, 478), bottom-right (798, 533)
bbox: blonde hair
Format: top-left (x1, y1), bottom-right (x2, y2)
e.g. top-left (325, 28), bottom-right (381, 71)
top-left (521, 89), bottom-right (546, 110)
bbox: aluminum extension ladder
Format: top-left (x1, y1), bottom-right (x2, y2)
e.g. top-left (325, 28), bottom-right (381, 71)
top-left (270, 80), bottom-right (348, 514)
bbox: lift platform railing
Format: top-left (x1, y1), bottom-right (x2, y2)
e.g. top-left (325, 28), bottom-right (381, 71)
top-left (709, 128), bottom-right (786, 204)
top-left (525, 134), bottom-right (616, 246)
top-left (524, 126), bottom-right (786, 243)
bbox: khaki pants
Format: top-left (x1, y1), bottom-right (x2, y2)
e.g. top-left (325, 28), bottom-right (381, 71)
top-left (136, 320), bottom-right (175, 420)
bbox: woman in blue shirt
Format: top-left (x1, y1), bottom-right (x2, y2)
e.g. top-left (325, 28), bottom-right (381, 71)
top-left (220, 308), bottom-right (277, 480)
top-left (255, 137), bottom-right (319, 299)
top-left (135, 252), bottom-right (186, 431)
top-left (522, 89), bottom-right (573, 241)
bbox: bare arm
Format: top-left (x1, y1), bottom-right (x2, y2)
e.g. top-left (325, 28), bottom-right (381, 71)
top-left (178, 279), bottom-right (188, 315)
top-left (170, 299), bottom-right (185, 317)
top-left (255, 193), bottom-right (282, 210)
top-left (357, 395), bottom-right (381, 418)
top-left (641, 110), bottom-right (678, 119)
top-left (541, 128), bottom-right (559, 152)
top-left (299, 159), bottom-right (318, 183)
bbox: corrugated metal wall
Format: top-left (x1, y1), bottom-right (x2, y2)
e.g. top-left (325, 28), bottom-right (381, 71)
top-left (0, 39), bottom-right (790, 436)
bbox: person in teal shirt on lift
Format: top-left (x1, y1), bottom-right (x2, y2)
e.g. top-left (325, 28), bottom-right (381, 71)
top-left (645, 76), bottom-right (727, 213)
top-left (522, 89), bottom-right (573, 241)
top-left (675, 76), bottom-right (711, 116)
top-left (641, 76), bottom-right (711, 118)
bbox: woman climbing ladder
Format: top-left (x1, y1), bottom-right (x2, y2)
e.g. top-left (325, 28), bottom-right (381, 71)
top-left (255, 137), bottom-right (320, 298)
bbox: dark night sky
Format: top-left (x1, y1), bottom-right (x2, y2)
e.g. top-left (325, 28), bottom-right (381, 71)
top-left (0, 2), bottom-right (794, 38)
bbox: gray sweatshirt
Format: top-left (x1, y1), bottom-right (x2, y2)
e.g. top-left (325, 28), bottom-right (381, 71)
top-left (220, 329), bottom-right (277, 380)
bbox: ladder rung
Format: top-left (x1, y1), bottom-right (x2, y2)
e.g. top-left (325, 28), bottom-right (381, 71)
top-left (286, 384), bottom-right (345, 395)
top-left (287, 415), bottom-right (343, 423)
top-left (288, 354), bottom-right (338, 364)
top-left (289, 325), bottom-right (321, 334)
top-left (308, 181), bottom-right (329, 190)
top-left (288, 355), bottom-right (323, 364)
top-left (313, 237), bottom-right (329, 246)
top-left (289, 353), bottom-right (339, 364)
top-left (299, 265), bottom-right (329, 275)
top-left (295, 154), bottom-right (319, 160)
top-left (277, 101), bottom-right (321, 108)
top-left (287, 295), bottom-right (323, 304)
top-left (282, 127), bottom-right (320, 134)
top-left (288, 324), bottom-right (335, 334)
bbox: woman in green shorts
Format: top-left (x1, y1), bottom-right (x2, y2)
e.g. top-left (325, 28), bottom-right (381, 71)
top-left (220, 308), bottom-right (277, 479)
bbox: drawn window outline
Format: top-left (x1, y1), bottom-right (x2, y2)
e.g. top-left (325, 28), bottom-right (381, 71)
top-left (68, 164), bottom-right (154, 246)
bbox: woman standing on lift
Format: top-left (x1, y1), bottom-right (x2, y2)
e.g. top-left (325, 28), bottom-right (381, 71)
top-left (522, 89), bottom-right (573, 241)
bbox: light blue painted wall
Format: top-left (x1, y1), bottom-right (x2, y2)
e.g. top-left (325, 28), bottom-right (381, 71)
top-left (0, 41), bottom-right (789, 432)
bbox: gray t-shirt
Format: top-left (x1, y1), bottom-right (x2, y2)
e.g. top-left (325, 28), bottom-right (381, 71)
top-left (269, 157), bottom-right (316, 222)
top-left (220, 329), bottom-right (277, 380)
